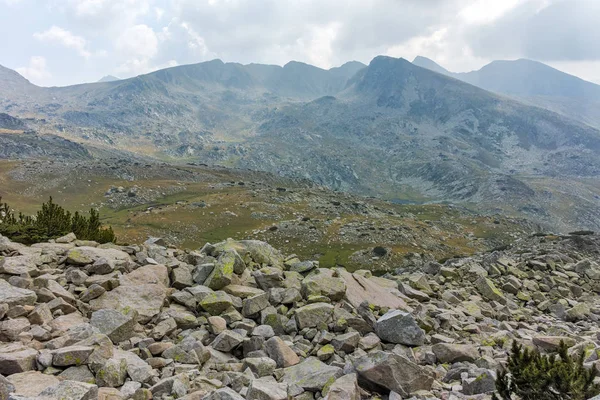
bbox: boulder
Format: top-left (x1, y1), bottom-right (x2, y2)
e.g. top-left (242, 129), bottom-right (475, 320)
top-left (247, 379), bottom-right (288, 400)
top-left (90, 308), bottom-right (137, 344)
top-left (0, 280), bottom-right (36, 308)
top-left (89, 284), bottom-right (166, 324)
top-left (37, 380), bottom-right (98, 400)
top-left (375, 310), bottom-right (425, 346)
top-left (281, 357), bottom-right (343, 392)
top-left (6, 371), bottom-right (60, 397)
top-left (204, 252), bottom-right (236, 290)
top-left (324, 373), bottom-right (360, 400)
top-left (475, 277), bottom-right (506, 304)
top-left (264, 336), bottom-right (300, 368)
top-left (338, 270), bottom-right (410, 311)
top-left (0, 343), bottom-right (37, 375)
top-left (432, 343), bottom-right (479, 363)
top-left (295, 303), bottom-right (334, 330)
top-left (353, 351), bottom-right (434, 397)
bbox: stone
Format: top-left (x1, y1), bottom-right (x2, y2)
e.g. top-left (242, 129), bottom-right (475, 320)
top-left (462, 370), bottom-right (496, 395)
top-left (6, 371), bottom-right (60, 397)
top-left (151, 317), bottom-right (177, 340)
top-left (0, 343), bottom-right (37, 375)
top-left (121, 264), bottom-right (169, 286)
top-left (533, 336), bottom-right (577, 352)
top-left (37, 380), bottom-right (98, 400)
top-left (112, 349), bottom-right (155, 383)
top-left (281, 357), bottom-right (343, 392)
top-left (90, 308), bottom-right (137, 344)
top-left (96, 357), bottom-right (128, 387)
top-left (52, 345), bottom-right (95, 367)
top-left (338, 270), bottom-right (410, 311)
top-left (88, 258), bottom-right (115, 275)
top-left (375, 310), bottom-right (425, 346)
top-left (265, 336), bottom-right (300, 368)
top-left (247, 379), bottom-right (288, 400)
top-left (56, 232), bottom-right (77, 243)
top-left (331, 332), bottom-right (360, 353)
top-left (205, 387), bottom-right (245, 400)
top-left (67, 246), bottom-right (130, 266)
top-left (242, 357), bottom-right (277, 377)
top-left (79, 284), bottom-right (106, 302)
top-left (353, 351), bottom-right (434, 397)
top-left (208, 316), bottom-right (227, 334)
top-left (317, 344), bottom-right (335, 360)
top-left (0, 375), bottom-right (14, 400)
top-left (171, 266), bottom-right (194, 289)
top-left (198, 291), bottom-right (234, 315)
top-left (0, 280), bottom-right (36, 308)
top-left (211, 330), bottom-right (244, 352)
top-left (243, 292), bottom-right (270, 317)
top-left (0, 255), bottom-right (38, 276)
top-left (59, 366), bottom-right (96, 384)
top-left (204, 251), bottom-right (236, 290)
top-left (89, 283), bottom-right (166, 324)
top-left (475, 277), bottom-right (507, 304)
top-left (432, 343), bottom-right (480, 363)
top-left (27, 303), bottom-right (53, 325)
top-left (295, 303), bottom-right (334, 330)
top-left (193, 264), bottom-right (215, 285)
top-left (301, 270), bottom-right (346, 301)
top-left (324, 373), bottom-right (360, 400)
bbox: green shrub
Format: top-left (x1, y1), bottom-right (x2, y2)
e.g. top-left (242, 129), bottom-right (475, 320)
top-left (0, 197), bottom-right (116, 244)
top-left (493, 340), bottom-right (600, 400)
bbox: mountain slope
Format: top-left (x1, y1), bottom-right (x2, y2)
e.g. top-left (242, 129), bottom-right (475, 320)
top-left (412, 56), bottom-right (600, 129)
top-left (0, 57), bottom-right (599, 231)
top-left (98, 75), bottom-right (120, 83)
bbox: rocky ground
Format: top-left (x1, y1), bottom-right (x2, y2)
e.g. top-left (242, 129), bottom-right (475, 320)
top-left (2, 231), bottom-right (600, 400)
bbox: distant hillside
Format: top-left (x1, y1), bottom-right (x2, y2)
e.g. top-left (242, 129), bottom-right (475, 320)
top-left (0, 56), bottom-right (599, 232)
top-left (98, 75), bottom-right (120, 83)
top-left (412, 56), bottom-right (600, 129)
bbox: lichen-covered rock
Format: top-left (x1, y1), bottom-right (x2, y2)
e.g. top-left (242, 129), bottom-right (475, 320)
top-left (375, 310), bottom-right (425, 346)
top-left (281, 357), bottom-right (343, 392)
top-left (90, 308), bottom-right (137, 344)
top-left (432, 343), bottom-right (479, 363)
top-left (295, 303), bottom-right (334, 330)
top-left (475, 276), bottom-right (506, 304)
top-left (204, 251), bottom-right (236, 290)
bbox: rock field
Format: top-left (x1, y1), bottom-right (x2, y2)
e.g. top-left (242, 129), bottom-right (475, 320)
top-left (1, 231), bottom-right (600, 399)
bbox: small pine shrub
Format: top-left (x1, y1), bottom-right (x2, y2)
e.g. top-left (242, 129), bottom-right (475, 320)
top-left (0, 197), bottom-right (116, 244)
top-left (493, 340), bottom-right (600, 400)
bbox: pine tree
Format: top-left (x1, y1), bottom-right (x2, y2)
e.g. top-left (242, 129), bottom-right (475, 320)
top-left (493, 341), bottom-right (600, 400)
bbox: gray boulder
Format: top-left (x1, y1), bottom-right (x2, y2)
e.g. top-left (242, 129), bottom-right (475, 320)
top-left (375, 310), bottom-right (425, 346)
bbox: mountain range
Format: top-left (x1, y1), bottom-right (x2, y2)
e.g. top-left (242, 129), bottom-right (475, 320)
top-left (0, 55), bottom-right (599, 232)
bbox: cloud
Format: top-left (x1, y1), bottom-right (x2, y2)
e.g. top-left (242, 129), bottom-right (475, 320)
top-left (115, 24), bottom-right (159, 75)
top-left (33, 26), bottom-right (92, 59)
top-left (16, 56), bottom-right (51, 84)
top-left (466, 0), bottom-right (600, 61)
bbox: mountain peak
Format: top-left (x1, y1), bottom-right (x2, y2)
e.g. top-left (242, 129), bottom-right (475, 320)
top-left (412, 56), bottom-right (451, 76)
top-left (98, 75), bottom-right (120, 83)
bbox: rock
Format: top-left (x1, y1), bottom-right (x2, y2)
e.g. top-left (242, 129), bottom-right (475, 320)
top-left (52, 345), bottom-right (95, 367)
top-left (338, 270), bottom-right (410, 311)
top-left (6, 371), bottom-right (60, 397)
top-left (211, 330), bottom-right (244, 352)
top-left (432, 343), bottom-right (479, 363)
top-left (205, 387), bottom-right (245, 400)
top-left (80, 284), bottom-right (106, 302)
top-left (59, 366), bottom-right (96, 384)
top-left (171, 266), bottom-right (194, 289)
top-left (243, 357), bottom-right (277, 377)
top-left (475, 277), bottom-right (506, 304)
top-left (331, 332), bottom-right (360, 353)
top-left (242, 292), bottom-right (270, 317)
top-left (324, 373), bottom-right (360, 400)
top-left (0, 343), bottom-right (37, 375)
top-left (199, 291), bottom-right (234, 315)
top-left (353, 351), bottom-right (434, 397)
top-left (90, 308), bottom-right (137, 344)
top-left (56, 232), bottom-right (77, 243)
top-left (151, 317), bottom-right (177, 340)
top-left (247, 379), bottom-right (288, 400)
top-left (0, 255), bottom-right (38, 276)
top-left (96, 357), bottom-right (128, 387)
top-left (89, 283), bottom-right (166, 324)
top-left (204, 251), bottom-right (236, 290)
top-left (375, 310), bottom-right (425, 346)
top-left (0, 280), bottom-right (36, 308)
top-left (532, 336), bottom-right (577, 352)
top-left (281, 357), bottom-right (343, 392)
top-left (462, 370), bottom-right (496, 395)
top-left (27, 303), bottom-right (53, 325)
top-left (112, 349), bottom-right (155, 384)
top-left (67, 246), bottom-right (130, 266)
top-left (295, 303), bottom-right (334, 330)
top-left (37, 380), bottom-right (98, 400)
top-left (265, 336), bottom-right (300, 368)
top-left (302, 270), bottom-right (346, 301)
top-left (0, 375), bottom-right (14, 400)
top-left (121, 264), bottom-right (169, 287)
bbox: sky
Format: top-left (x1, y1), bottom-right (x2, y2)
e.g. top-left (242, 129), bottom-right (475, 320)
top-left (1, 0), bottom-right (599, 87)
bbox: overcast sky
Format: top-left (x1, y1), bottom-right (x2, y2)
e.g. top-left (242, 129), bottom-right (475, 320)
top-left (1, 0), bottom-right (599, 87)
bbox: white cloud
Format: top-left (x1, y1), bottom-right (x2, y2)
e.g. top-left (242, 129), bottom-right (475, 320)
top-left (115, 24), bottom-right (159, 75)
top-left (33, 26), bottom-right (92, 59)
top-left (16, 56), bottom-right (51, 84)
top-left (3, 0), bottom-right (22, 5)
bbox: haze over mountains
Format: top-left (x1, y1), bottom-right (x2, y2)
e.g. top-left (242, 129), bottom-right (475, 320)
top-left (1, 55), bottom-right (599, 232)
top-left (412, 56), bottom-right (600, 129)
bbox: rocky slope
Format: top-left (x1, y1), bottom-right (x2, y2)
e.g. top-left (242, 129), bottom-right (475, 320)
top-left (1, 230), bottom-right (600, 399)
top-left (1, 57), bottom-right (600, 232)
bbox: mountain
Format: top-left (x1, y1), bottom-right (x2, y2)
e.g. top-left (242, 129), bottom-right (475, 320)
top-left (412, 56), bottom-right (600, 129)
top-left (0, 56), bottom-right (599, 231)
top-left (98, 75), bottom-right (120, 83)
